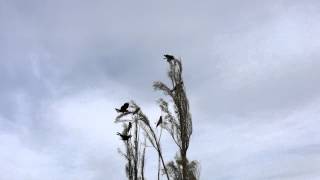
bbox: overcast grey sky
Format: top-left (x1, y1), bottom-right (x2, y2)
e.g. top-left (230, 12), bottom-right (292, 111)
top-left (1, 0), bottom-right (320, 179)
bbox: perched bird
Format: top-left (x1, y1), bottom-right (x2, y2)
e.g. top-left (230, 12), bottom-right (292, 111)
top-left (127, 122), bottom-right (132, 133)
top-left (117, 132), bottom-right (132, 141)
top-left (156, 116), bottom-right (163, 128)
top-left (164, 54), bottom-right (175, 62)
top-left (115, 102), bottom-right (129, 113)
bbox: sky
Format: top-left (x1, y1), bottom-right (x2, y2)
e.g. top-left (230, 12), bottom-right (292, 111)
top-left (1, 0), bottom-right (320, 179)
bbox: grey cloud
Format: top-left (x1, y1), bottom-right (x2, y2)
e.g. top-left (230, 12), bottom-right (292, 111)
top-left (1, 0), bottom-right (320, 179)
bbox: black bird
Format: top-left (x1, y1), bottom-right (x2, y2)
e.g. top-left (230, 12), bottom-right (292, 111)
top-left (117, 132), bottom-right (132, 141)
top-left (115, 102), bottom-right (129, 113)
top-left (127, 122), bottom-right (132, 133)
top-left (156, 116), bottom-right (163, 128)
top-left (164, 54), bottom-right (175, 62)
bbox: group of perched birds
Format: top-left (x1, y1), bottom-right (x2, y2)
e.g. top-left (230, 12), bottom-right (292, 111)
top-left (115, 54), bottom-right (177, 141)
top-left (115, 102), bottom-right (163, 141)
top-left (115, 102), bottom-right (131, 140)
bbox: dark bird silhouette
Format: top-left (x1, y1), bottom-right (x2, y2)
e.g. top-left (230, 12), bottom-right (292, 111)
top-left (164, 54), bottom-right (175, 62)
top-left (115, 102), bottom-right (129, 113)
top-left (156, 116), bottom-right (163, 128)
top-left (127, 122), bottom-right (132, 133)
top-left (117, 132), bottom-right (132, 141)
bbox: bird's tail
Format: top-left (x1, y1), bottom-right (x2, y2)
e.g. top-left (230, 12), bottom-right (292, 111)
top-left (116, 132), bottom-right (121, 136)
top-left (115, 108), bottom-right (121, 112)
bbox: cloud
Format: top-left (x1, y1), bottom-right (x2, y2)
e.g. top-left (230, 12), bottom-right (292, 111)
top-left (0, 90), bottom-right (125, 180)
top-left (191, 97), bottom-right (320, 179)
top-left (1, 0), bottom-right (320, 179)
